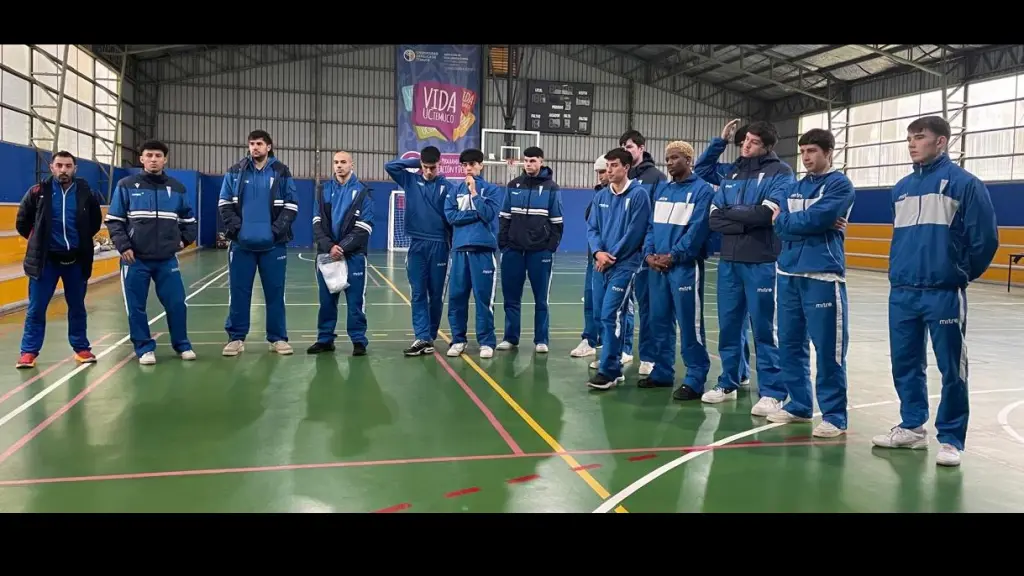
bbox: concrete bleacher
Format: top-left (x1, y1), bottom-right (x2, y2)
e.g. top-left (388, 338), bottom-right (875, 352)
top-left (845, 223), bottom-right (1024, 286)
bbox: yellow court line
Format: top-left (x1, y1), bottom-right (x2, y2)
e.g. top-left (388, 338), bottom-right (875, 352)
top-left (368, 263), bottom-right (628, 514)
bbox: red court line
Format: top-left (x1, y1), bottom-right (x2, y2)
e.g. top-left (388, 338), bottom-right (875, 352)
top-left (0, 333), bottom-right (114, 408)
top-left (431, 350), bottom-right (524, 455)
top-left (445, 486), bottom-right (480, 498)
top-left (375, 502), bottom-right (411, 513)
top-left (0, 348), bottom-right (139, 467)
top-left (0, 438), bottom-right (844, 487)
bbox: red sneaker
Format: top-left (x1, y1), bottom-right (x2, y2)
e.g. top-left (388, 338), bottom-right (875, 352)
top-left (16, 352), bottom-right (36, 369)
top-left (75, 350), bottom-right (97, 364)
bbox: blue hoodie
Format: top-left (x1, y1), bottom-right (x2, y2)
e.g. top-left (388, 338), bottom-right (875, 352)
top-left (312, 173), bottom-right (374, 256)
top-left (643, 173), bottom-right (715, 265)
top-left (498, 165), bottom-right (564, 252)
top-left (586, 178), bottom-right (652, 268)
top-left (384, 158), bottom-right (452, 244)
top-left (218, 155), bottom-right (298, 252)
top-left (444, 174), bottom-right (504, 251)
top-left (888, 153), bottom-right (999, 290)
top-left (773, 169), bottom-right (856, 278)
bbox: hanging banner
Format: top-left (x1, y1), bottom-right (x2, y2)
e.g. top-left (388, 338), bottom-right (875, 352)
top-left (395, 44), bottom-right (482, 178)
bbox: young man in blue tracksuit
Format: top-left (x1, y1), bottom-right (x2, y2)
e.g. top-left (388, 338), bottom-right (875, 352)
top-left (871, 116), bottom-right (998, 468)
top-left (695, 121), bottom-right (753, 386)
top-left (106, 140), bottom-right (198, 365)
top-left (619, 130), bottom-right (667, 377)
top-left (217, 130), bottom-right (298, 356)
top-left (586, 148), bottom-right (652, 390)
top-left (309, 150), bottom-right (374, 356)
top-left (384, 146), bottom-right (452, 357)
top-left (15, 151), bottom-right (103, 369)
top-left (765, 129), bottom-right (856, 438)
top-left (444, 149), bottom-right (504, 358)
top-left (497, 146), bottom-right (563, 353)
top-left (641, 141), bottom-right (715, 401)
top-left (700, 121), bottom-right (793, 416)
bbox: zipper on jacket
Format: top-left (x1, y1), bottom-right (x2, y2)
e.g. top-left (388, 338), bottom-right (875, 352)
top-left (60, 185), bottom-right (70, 251)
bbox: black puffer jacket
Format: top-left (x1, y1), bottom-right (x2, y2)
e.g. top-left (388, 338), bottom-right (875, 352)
top-left (16, 177), bottom-right (103, 280)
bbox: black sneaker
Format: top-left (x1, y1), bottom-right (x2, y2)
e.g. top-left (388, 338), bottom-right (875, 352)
top-left (306, 341), bottom-right (335, 354)
top-left (638, 377), bottom-right (673, 389)
top-left (587, 372), bottom-right (622, 390)
top-left (403, 339), bottom-right (434, 356)
top-left (672, 384), bottom-right (701, 401)
top-left (352, 343), bottom-right (367, 356)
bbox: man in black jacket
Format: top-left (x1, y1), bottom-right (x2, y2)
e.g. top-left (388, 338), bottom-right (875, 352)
top-left (308, 150), bottom-right (374, 356)
top-left (15, 151), bottom-right (103, 369)
top-left (496, 146), bottom-right (564, 352)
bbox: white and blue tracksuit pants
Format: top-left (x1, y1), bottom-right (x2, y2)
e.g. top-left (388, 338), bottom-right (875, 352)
top-left (592, 260), bottom-right (640, 379)
top-left (888, 286), bottom-right (971, 450)
top-left (582, 257), bottom-right (634, 353)
top-left (447, 249), bottom-right (497, 348)
top-left (225, 243), bottom-right (288, 343)
top-left (716, 260), bottom-right (783, 398)
top-left (776, 275), bottom-right (849, 428)
top-left (648, 260), bottom-right (711, 392)
top-left (406, 239), bottom-right (450, 342)
top-left (315, 253), bottom-right (368, 347)
top-left (122, 256), bottom-right (191, 357)
top-left (500, 249), bottom-right (553, 346)
top-left (633, 266), bottom-right (655, 362)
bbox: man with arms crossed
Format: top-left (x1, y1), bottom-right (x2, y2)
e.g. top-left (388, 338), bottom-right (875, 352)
top-left (384, 146), bottom-right (452, 356)
top-left (218, 130), bottom-right (299, 356)
top-left (871, 116), bottom-right (998, 467)
top-left (444, 149), bottom-right (504, 359)
top-left (641, 141), bottom-right (715, 401)
top-left (619, 130), bottom-right (666, 377)
top-left (585, 148), bottom-right (652, 390)
top-left (309, 151), bottom-right (374, 356)
top-left (765, 129), bottom-right (855, 438)
top-left (497, 146), bottom-right (564, 353)
top-left (15, 151), bottom-right (102, 369)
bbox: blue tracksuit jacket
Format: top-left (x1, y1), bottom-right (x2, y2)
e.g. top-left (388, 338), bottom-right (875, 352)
top-left (498, 166), bottom-right (564, 252)
top-left (106, 171), bottom-right (198, 261)
top-left (312, 174), bottom-right (374, 256)
top-left (629, 151), bottom-right (667, 197)
top-left (643, 174), bottom-right (716, 264)
top-left (889, 153), bottom-right (999, 289)
top-left (445, 175), bottom-right (503, 251)
top-left (773, 169), bottom-right (856, 277)
top-left (217, 155), bottom-right (298, 252)
top-left (384, 158), bottom-right (452, 244)
top-left (587, 179), bottom-right (652, 268)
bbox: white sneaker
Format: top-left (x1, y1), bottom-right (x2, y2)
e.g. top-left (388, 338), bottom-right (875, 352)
top-left (813, 421), bottom-right (845, 438)
top-left (621, 353), bottom-right (633, 364)
top-left (480, 346), bottom-right (494, 359)
top-left (180, 350), bottom-right (197, 361)
top-left (269, 341), bottom-right (293, 355)
top-left (535, 343), bottom-right (548, 353)
top-left (139, 351), bottom-right (156, 365)
top-left (447, 342), bottom-right (467, 357)
top-left (766, 408), bottom-right (812, 424)
top-left (638, 361), bottom-right (654, 376)
top-left (936, 443), bottom-right (962, 466)
top-left (570, 340), bottom-right (596, 358)
top-left (751, 396), bottom-right (784, 417)
top-left (222, 340), bottom-right (245, 356)
top-left (740, 377), bottom-right (751, 387)
top-left (496, 341), bottom-right (515, 351)
top-left (589, 360), bottom-right (599, 369)
top-left (872, 426), bottom-right (928, 450)
top-left (701, 386), bottom-right (737, 404)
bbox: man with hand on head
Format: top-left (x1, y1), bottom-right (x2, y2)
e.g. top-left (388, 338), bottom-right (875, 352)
top-left (384, 146), bottom-right (452, 357)
top-left (218, 129), bottom-right (299, 357)
top-left (585, 148), bottom-right (652, 390)
top-left (765, 129), bottom-right (855, 438)
top-left (444, 148), bottom-right (504, 359)
top-left (15, 151), bottom-right (103, 369)
top-left (106, 140), bottom-right (198, 365)
top-left (309, 150), bottom-right (374, 357)
top-left (497, 146), bottom-right (564, 353)
top-left (641, 141), bottom-right (714, 401)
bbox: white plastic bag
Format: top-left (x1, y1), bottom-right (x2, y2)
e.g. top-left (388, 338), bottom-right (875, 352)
top-left (317, 253), bottom-right (349, 293)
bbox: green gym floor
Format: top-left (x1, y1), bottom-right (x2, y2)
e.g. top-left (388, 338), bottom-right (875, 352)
top-left (0, 248), bottom-right (1022, 513)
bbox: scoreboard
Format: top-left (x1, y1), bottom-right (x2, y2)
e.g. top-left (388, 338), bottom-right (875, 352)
top-left (525, 80), bottom-right (594, 136)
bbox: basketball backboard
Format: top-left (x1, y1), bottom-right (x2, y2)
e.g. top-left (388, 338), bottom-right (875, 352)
top-left (482, 128), bottom-right (541, 166)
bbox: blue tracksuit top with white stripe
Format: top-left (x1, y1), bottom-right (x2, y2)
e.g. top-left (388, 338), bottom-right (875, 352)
top-left (643, 173), bottom-right (715, 265)
top-left (384, 158), bottom-right (452, 244)
top-left (888, 153), bottom-right (998, 290)
top-left (444, 174), bottom-right (504, 251)
top-left (773, 169), bottom-right (856, 278)
top-left (217, 155), bottom-right (298, 252)
top-left (586, 179), bottom-right (652, 267)
top-left (49, 179), bottom-right (79, 252)
top-left (106, 171), bottom-right (198, 261)
top-left (498, 166), bottom-right (565, 252)
top-left (311, 173), bottom-right (374, 256)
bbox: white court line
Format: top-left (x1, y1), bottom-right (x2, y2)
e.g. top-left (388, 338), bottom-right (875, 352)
top-left (997, 400), bottom-right (1024, 445)
top-left (592, 387), bottom-right (1024, 513)
top-left (0, 268), bottom-right (230, 431)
